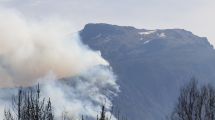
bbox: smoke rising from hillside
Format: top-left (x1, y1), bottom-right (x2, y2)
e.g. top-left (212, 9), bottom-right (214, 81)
top-left (0, 7), bottom-right (109, 87)
top-left (0, 7), bottom-right (119, 119)
top-left (40, 67), bottom-right (118, 119)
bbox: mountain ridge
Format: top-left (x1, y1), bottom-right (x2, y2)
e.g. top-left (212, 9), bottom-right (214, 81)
top-left (80, 23), bottom-right (215, 120)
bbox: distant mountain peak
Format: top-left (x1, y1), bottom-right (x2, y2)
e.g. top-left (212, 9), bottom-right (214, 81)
top-left (80, 23), bottom-right (215, 120)
top-left (81, 23), bottom-right (213, 50)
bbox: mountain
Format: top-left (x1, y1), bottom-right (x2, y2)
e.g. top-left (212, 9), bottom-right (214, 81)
top-left (80, 23), bottom-right (215, 120)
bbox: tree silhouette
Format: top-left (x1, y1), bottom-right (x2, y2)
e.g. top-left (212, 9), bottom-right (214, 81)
top-left (171, 78), bottom-right (215, 120)
top-left (4, 84), bottom-right (54, 120)
top-left (99, 105), bottom-right (106, 120)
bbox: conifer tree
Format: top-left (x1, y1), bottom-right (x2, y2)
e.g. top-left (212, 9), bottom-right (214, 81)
top-left (4, 84), bottom-right (54, 120)
top-left (99, 105), bottom-right (106, 120)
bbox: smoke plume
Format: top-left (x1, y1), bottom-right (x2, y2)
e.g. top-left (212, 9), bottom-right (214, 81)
top-left (0, 7), bottom-right (119, 119)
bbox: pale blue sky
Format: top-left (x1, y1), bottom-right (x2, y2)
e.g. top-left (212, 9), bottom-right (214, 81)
top-left (1, 0), bottom-right (215, 45)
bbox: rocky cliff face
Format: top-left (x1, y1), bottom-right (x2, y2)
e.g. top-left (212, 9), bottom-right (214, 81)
top-left (80, 23), bottom-right (215, 120)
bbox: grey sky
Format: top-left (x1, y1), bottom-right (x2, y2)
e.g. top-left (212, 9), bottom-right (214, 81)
top-left (1, 0), bottom-right (215, 45)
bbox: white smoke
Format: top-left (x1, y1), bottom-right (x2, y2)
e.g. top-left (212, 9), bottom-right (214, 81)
top-left (40, 66), bottom-right (118, 119)
top-left (0, 7), bottom-right (109, 87)
top-left (0, 7), bottom-right (119, 119)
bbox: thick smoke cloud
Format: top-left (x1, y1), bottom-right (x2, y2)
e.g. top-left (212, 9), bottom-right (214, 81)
top-left (40, 67), bottom-right (118, 119)
top-left (0, 7), bottom-right (109, 87)
top-left (0, 7), bottom-right (119, 119)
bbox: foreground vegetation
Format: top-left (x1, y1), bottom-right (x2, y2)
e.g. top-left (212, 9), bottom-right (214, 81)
top-left (4, 78), bottom-right (215, 120)
top-left (3, 84), bottom-right (125, 120)
top-left (171, 78), bottom-right (215, 120)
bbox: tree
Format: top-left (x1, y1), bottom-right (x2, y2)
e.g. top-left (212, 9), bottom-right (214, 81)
top-left (46, 98), bottom-right (54, 120)
top-left (171, 78), bottom-right (215, 120)
top-left (4, 84), bottom-right (54, 120)
top-left (99, 105), bottom-right (106, 120)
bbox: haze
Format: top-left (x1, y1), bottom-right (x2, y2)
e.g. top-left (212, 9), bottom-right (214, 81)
top-left (0, 0), bottom-right (215, 45)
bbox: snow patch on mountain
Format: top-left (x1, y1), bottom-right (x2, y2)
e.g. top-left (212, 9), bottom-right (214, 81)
top-left (144, 40), bottom-right (150, 44)
top-left (139, 30), bottom-right (166, 39)
top-left (159, 33), bottom-right (166, 38)
top-left (93, 34), bottom-right (102, 39)
top-left (139, 30), bottom-right (156, 35)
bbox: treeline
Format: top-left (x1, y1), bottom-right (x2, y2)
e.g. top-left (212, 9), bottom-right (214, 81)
top-left (3, 84), bottom-right (125, 120)
top-left (6, 78), bottom-right (215, 120)
top-left (4, 84), bottom-right (53, 120)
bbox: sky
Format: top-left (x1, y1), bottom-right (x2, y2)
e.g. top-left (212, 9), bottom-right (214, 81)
top-left (0, 0), bottom-right (215, 45)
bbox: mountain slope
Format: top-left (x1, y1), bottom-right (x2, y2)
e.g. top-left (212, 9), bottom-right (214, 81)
top-left (80, 23), bottom-right (215, 120)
